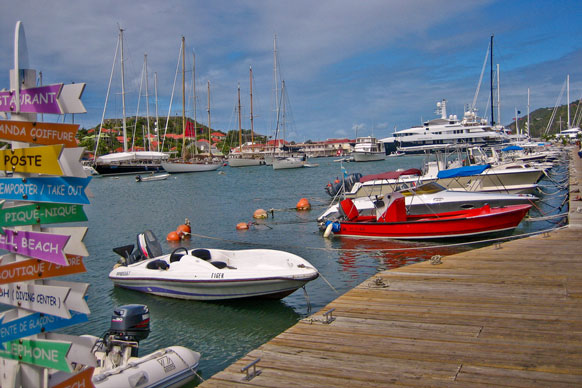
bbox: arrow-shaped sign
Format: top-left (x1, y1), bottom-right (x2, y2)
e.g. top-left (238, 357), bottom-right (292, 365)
top-left (0, 120), bottom-right (79, 148)
top-left (0, 176), bottom-right (91, 204)
top-left (0, 144), bottom-right (63, 175)
top-left (0, 337), bottom-right (72, 372)
top-left (0, 84), bottom-right (63, 114)
top-left (41, 227), bottom-right (88, 257)
top-left (45, 333), bottom-right (97, 367)
top-left (0, 281), bottom-right (90, 319)
top-left (59, 147), bottom-right (87, 178)
top-left (50, 367), bottom-right (95, 388)
top-left (0, 254), bottom-right (86, 285)
top-left (0, 309), bottom-right (88, 347)
top-left (0, 203), bottom-right (87, 234)
top-left (58, 83), bottom-right (86, 114)
top-left (0, 229), bottom-right (69, 265)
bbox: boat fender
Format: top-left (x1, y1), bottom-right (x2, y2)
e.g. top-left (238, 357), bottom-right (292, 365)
top-left (167, 231), bottom-right (180, 242)
top-left (323, 221), bottom-right (341, 237)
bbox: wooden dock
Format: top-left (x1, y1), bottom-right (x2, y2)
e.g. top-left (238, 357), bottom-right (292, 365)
top-left (199, 147), bottom-right (582, 387)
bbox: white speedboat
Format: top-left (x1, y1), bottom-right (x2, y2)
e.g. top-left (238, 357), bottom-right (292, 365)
top-left (318, 181), bottom-right (537, 223)
top-left (109, 231), bottom-right (319, 300)
top-left (272, 155), bottom-right (306, 170)
top-left (135, 173), bottom-right (170, 182)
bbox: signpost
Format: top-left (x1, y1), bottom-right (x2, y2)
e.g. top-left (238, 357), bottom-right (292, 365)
top-left (0, 203), bottom-right (87, 233)
top-left (0, 120), bottom-right (79, 148)
top-left (0, 144), bottom-right (63, 175)
top-left (0, 176), bottom-right (91, 204)
top-left (0, 21), bottom-right (93, 386)
top-left (0, 281), bottom-right (90, 318)
top-left (0, 83), bottom-right (86, 115)
top-left (0, 229), bottom-right (70, 265)
top-left (0, 309), bottom-right (88, 346)
top-left (0, 254), bottom-right (86, 285)
top-left (0, 337), bottom-right (73, 372)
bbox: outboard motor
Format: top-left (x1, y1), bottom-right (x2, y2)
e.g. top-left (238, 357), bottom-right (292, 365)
top-left (113, 230), bottom-right (163, 266)
top-left (103, 304), bottom-right (150, 359)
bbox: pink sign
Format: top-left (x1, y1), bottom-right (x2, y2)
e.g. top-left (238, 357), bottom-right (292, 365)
top-left (0, 229), bottom-right (69, 266)
top-left (0, 84), bottom-right (62, 114)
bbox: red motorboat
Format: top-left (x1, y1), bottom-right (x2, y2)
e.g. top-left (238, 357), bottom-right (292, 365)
top-left (323, 192), bottom-right (531, 240)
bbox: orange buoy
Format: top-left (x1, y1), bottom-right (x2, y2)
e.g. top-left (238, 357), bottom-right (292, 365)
top-left (166, 231), bottom-right (180, 241)
top-left (176, 224), bottom-right (191, 236)
top-left (236, 222), bottom-right (249, 230)
top-left (296, 198), bottom-right (311, 210)
top-left (253, 209), bottom-right (268, 219)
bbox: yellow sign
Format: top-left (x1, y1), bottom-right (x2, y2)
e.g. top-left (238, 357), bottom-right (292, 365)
top-left (0, 144), bottom-right (63, 175)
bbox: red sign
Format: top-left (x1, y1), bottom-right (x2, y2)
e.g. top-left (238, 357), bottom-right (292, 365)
top-left (50, 367), bottom-right (95, 388)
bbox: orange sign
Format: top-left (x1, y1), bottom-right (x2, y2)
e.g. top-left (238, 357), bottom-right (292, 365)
top-left (50, 367), bottom-right (95, 388)
top-left (0, 120), bottom-right (78, 148)
top-left (0, 254), bottom-right (86, 285)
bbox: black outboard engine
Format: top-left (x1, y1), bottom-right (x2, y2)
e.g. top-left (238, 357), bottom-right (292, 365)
top-left (106, 304), bottom-right (150, 357)
top-left (113, 230), bottom-right (163, 266)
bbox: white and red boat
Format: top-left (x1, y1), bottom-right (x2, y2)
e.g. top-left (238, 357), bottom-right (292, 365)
top-left (323, 192), bottom-right (531, 240)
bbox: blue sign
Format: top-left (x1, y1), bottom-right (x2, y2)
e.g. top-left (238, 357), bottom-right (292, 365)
top-left (0, 176), bottom-right (91, 204)
top-left (0, 310), bottom-right (88, 348)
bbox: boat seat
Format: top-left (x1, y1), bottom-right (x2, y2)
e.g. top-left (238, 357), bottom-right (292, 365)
top-left (191, 249), bottom-right (211, 261)
top-left (211, 261), bottom-right (227, 269)
top-left (339, 198), bottom-right (359, 221)
top-left (146, 259), bottom-right (169, 270)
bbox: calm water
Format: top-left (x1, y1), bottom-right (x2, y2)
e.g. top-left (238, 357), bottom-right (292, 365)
top-left (1, 154), bottom-right (569, 384)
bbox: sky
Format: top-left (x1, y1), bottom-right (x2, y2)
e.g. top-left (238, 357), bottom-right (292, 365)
top-left (2, 0), bottom-right (582, 143)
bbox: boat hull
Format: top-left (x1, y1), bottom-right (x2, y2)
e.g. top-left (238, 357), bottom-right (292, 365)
top-left (162, 161), bottom-right (221, 173)
top-left (228, 157), bottom-right (266, 167)
top-left (110, 275), bottom-right (317, 300)
top-left (352, 152), bottom-right (386, 162)
top-left (94, 163), bottom-right (165, 176)
top-left (272, 156), bottom-right (305, 170)
top-left (332, 204), bottom-right (531, 239)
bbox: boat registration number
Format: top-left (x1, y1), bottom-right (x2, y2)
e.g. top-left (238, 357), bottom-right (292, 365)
top-left (211, 273), bottom-right (224, 279)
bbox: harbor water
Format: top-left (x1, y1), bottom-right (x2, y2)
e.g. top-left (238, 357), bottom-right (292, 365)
top-left (0, 154), bottom-right (569, 384)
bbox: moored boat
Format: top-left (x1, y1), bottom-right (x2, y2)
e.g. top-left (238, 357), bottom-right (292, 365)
top-left (109, 230), bottom-right (319, 300)
top-left (322, 192), bottom-right (531, 239)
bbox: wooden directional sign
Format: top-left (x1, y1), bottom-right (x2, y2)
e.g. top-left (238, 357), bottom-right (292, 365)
top-left (0, 337), bottom-right (72, 372)
top-left (41, 227), bottom-right (88, 257)
top-left (59, 148), bottom-right (87, 178)
top-left (0, 144), bottom-right (63, 175)
top-left (0, 309), bottom-right (88, 347)
top-left (0, 229), bottom-right (69, 265)
top-left (0, 281), bottom-right (90, 319)
top-left (0, 176), bottom-right (91, 204)
top-left (0, 84), bottom-right (62, 114)
top-left (0, 120), bottom-right (79, 148)
top-left (57, 83), bottom-right (87, 114)
top-left (50, 367), bottom-right (95, 388)
top-left (0, 203), bottom-right (87, 233)
top-left (0, 255), bottom-right (86, 285)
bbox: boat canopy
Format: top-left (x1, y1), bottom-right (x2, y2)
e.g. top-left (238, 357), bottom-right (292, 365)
top-left (359, 168), bottom-right (422, 183)
top-left (437, 164), bottom-right (490, 179)
top-left (501, 145), bottom-right (524, 151)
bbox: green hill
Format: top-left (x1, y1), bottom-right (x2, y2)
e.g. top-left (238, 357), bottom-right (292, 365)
top-left (505, 99), bottom-right (581, 138)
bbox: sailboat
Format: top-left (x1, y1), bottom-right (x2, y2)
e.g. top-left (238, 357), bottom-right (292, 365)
top-left (162, 37), bottom-right (221, 173)
top-left (227, 68), bottom-right (266, 167)
top-left (269, 36), bottom-right (306, 170)
top-left (94, 27), bottom-right (169, 176)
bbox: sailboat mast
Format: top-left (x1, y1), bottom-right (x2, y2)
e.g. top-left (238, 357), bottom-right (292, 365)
top-left (207, 81), bottom-right (212, 156)
top-left (181, 36), bottom-right (186, 158)
top-left (193, 53), bottom-right (198, 155)
top-left (490, 34), bottom-right (495, 126)
top-left (273, 35), bottom-right (279, 136)
top-left (154, 72), bottom-right (159, 152)
top-left (120, 28), bottom-right (128, 152)
top-left (250, 66), bottom-right (254, 144)
top-left (567, 74), bottom-right (571, 128)
top-left (238, 83), bottom-right (242, 152)
top-left (144, 53), bottom-right (151, 151)
top-left (496, 63), bottom-right (501, 125)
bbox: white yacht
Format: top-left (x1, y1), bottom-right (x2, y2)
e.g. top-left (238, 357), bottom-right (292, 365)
top-left (381, 100), bottom-right (508, 154)
top-left (352, 136), bottom-right (386, 162)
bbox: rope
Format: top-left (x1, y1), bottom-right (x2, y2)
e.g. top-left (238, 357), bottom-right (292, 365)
top-left (525, 212), bottom-right (569, 221)
top-left (167, 348), bottom-right (206, 383)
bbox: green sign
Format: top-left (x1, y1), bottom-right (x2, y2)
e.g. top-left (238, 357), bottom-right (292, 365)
top-left (0, 203), bottom-right (87, 234)
top-left (0, 338), bottom-right (71, 372)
